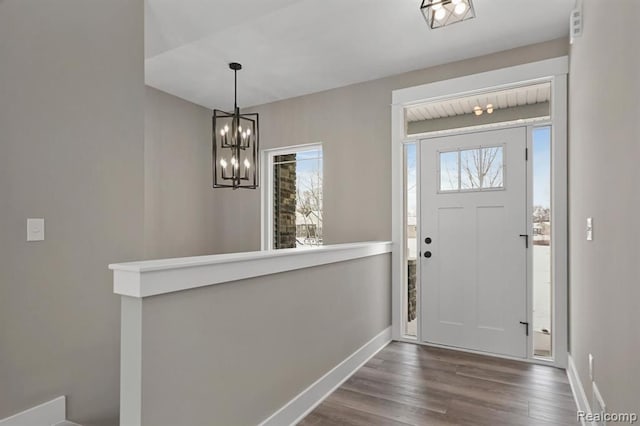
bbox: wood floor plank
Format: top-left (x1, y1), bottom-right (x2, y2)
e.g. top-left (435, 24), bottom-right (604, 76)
top-left (298, 399), bottom-right (411, 426)
top-left (373, 357), bottom-right (575, 405)
top-left (528, 400), bottom-right (580, 425)
top-left (325, 388), bottom-right (456, 426)
top-left (356, 364), bottom-right (531, 416)
top-left (341, 376), bottom-right (450, 414)
top-left (298, 342), bottom-right (578, 425)
top-left (383, 343), bottom-right (568, 383)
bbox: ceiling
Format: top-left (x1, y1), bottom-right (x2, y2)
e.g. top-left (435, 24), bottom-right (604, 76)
top-left (406, 82), bottom-right (551, 121)
top-left (145, 0), bottom-right (573, 110)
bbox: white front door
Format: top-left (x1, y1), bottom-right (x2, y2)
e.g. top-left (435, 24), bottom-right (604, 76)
top-left (420, 127), bottom-right (528, 358)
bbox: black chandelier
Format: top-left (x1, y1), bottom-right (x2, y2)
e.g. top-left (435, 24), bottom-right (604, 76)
top-left (212, 62), bottom-right (259, 189)
top-left (420, 0), bottom-right (475, 29)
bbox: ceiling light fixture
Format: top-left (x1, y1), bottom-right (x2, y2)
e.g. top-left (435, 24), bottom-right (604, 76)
top-left (473, 103), bottom-right (495, 116)
top-left (420, 0), bottom-right (476, 29)
top-left (212, 62), bottom-right (259, 189)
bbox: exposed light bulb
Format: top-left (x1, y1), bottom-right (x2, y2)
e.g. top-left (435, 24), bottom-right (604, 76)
top-left (244, 159), bottom-right (250, 169)
top-left (246, 128), bottom-right (251, 136)
top-left (220, 158), bottom-right (227, 168)
top-left (220, 129), bottom-right (225, 136)
top-left (473, 106), bottom-right (483, 116)
top-left (224, 124), bottom-right (229, 133)
top-left (454, 2), bottom-right (467, 15)
top-left (486, 104), bottom-right (494, 114)
top-left (238, 126), bottom-right (242, 133)
top-left (242, 131), bottom-right (247, 139)
top-left (231, 157), bottom-right (236, 165)
top-left (434, 8), bottom-right (446, 21)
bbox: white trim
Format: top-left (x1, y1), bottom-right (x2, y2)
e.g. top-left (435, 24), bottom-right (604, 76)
top-left (391, 56), bottom-right (569, 368)
top-left (391, 106), bottom-right (405, 341)
top-left (392, 57), bottom-right (568, 105)
top-left (567, 354), bottom-right (591, 426)
top-left (550, 73), bottom-right (569, 368)
top-left (110, 241), bottom-right (391, 298)
top-left (259, 327), bottom-right (391, 426)
top-left (408, 115), bottom-right (551, 139)
top-left (396, 339), bottom-right (557, 367)
top-left (525, 125), bottom-right (535, 360)
top-left (407, 118), bottom-right (553, 142)
top-left (260, 142), bottom-right (323, 251)
top-left (0, 396), bottom-right (66, 426)
top-left (260, 148), bottom-right (271, 251)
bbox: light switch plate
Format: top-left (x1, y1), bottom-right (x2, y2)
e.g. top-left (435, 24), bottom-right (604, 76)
top-left (27, 218), bottom-right (45, 242)
top-left (586, 217), bottom-right (593, 241)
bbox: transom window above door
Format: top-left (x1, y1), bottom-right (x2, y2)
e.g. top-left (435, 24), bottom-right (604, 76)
top-left (405, 82), bottom-right (551, 136)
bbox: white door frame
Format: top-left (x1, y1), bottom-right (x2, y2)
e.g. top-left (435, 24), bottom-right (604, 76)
top-left (391, 57), bottom-right (568, 368)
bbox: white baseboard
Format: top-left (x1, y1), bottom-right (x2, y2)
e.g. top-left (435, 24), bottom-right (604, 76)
top-left (567, 354), bottom-right (591, 426)
top-left (259, 326), bottom-right (392, 426)
top-left (0, 396), bottom-right (66, 426)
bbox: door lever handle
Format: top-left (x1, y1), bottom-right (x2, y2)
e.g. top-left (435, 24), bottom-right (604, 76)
top-left (519, 321), bottom-right (529, 336)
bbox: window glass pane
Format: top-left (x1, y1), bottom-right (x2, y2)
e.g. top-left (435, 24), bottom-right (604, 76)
top-left (439, 151), bottom-right (459, 191)
top-left (272, 148), bottom-right (323, 249)
top-left (481, 146), bottom-right (504, 189)
top-left (296, 156), bottom-right (323, 247)
top-left (532, 127), bottom-right (552, 358)
top-left (460, 147), bottom-right (504, 190)
top-left (295, 149), bottom-right (322, 161)
top-left (460, 149), bottom-right (479, 189)
top-left (405, 144), bottom-right (417, 337)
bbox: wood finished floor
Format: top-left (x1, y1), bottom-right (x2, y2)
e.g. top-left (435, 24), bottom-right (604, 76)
top-left (299, 342), bottom-right (578, 426)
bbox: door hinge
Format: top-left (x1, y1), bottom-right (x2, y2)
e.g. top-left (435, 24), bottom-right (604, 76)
top-left (519, 321), bottom-right (529, 336)
top-left (519, 234), bottom-right (529, 249)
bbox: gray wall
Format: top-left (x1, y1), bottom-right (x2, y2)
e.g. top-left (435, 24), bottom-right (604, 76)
top-left (144, 87), bottom-right (218, 259)
top-left (132, 254), bottom-right (391, 426)
top-left (213, 38), bottom-right (569, 253)
top-left (568, 0), bottom-right (640, 413)
top-left (0, 1), bottom-right (144, 425)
